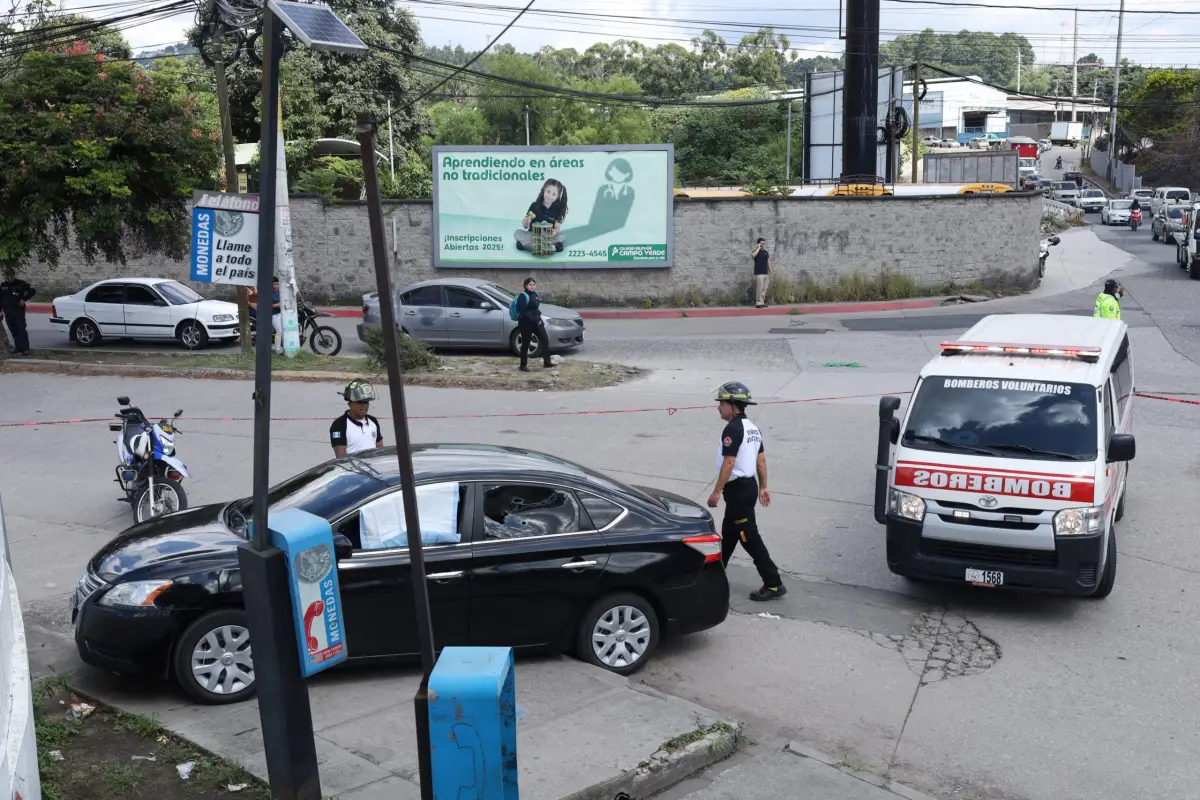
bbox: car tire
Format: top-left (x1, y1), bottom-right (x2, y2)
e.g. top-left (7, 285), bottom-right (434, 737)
top-left (509, 327), bottom-right (544, 358)
top-left (178, 320), bottom-right (209, 350)
top-left (575, 592), bottom-right (659, 676)
top-left (1152, 229), bottom-right (1159, 241)
top-left (1090, 527), bottom-right (1117, 599)
top-left (174, 609), bottom-right (256, 704)
top-left (71, 319), bottom-right (101, 348)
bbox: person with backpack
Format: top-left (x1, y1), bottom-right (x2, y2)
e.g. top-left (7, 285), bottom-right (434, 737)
top-left (509, 277), bottom-right (555, 372)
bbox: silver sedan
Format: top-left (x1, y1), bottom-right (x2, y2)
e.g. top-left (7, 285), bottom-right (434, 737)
top-left (357, 278), bottom-right (585, 356)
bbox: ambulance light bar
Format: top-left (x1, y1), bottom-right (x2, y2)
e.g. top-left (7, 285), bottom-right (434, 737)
top-left (939, 341), bottom-right (1102, 362)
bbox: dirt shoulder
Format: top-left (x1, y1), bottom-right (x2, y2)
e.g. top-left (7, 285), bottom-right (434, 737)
top-left (0, 350), bottom-right (642, 391)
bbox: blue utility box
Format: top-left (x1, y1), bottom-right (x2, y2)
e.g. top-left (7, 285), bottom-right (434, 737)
top-left (428, 647), bottom-right (518, 799)
top-left (267, 509), bottom-right (348, 678)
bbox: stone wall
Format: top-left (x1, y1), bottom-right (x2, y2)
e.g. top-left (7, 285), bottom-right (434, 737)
top-left (25, 191), bottom-right (1044, 306)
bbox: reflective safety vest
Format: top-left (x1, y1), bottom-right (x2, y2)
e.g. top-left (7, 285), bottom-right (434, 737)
top-left (1094, 292), bottom-right (1121, 320)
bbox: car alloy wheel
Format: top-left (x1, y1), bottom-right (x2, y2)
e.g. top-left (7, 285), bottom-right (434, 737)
top-left (180, 321), bottom-right (208, 349)
top-left (174, 609), bottom-right (256, 704)
top-left (73, 320), bottom-right (99, 347)
top-left (510, 328), bottom-right (543, 357)
top-left (577, 591), bottom-right (659, 675)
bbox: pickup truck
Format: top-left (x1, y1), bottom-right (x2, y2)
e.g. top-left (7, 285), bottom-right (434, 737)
top-left (1171, 203), bottom-right (1200, 279)
top-left (1076, 189), bottom-right (1107, 213)
top-left (1051, 181), bottom-right (1081, 205)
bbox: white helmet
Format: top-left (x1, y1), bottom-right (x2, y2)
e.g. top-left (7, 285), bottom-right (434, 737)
top-left (129, 431), bottom-right (153, 459)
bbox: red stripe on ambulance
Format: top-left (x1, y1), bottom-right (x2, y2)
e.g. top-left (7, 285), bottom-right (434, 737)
top-left (895, 462), bottom-right (1095, 503)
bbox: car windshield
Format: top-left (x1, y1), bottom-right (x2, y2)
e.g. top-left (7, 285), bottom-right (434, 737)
top-left (1084, 191), bottom-right (1104, 198)
top-left (1110, 200), bottom-right (1132, 209)
top-left (1167, 190), bottom-right (1190, 200)
top-left (1054, 183), bottom-right (1075, 190)
top-left (156, 281), bottom-right (205, 305)
top-left (478, 283), bottom-right (516, 304)
top-left (1167, 207), bottom-right (1185, 219)
top-left (224, 462), bottom-right (391, 536)
top-left (903, 376), bottom-right (1098, 461)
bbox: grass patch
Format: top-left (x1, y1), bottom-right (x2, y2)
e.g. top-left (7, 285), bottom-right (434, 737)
top-left (766, 272), bottom-right (920, 305)
top-left (187, 349), bottom-right (372, 373)
top-left (659, 722), bottom-right (738, 753)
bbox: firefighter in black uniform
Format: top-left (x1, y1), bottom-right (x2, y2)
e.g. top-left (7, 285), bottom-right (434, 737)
top-left (707, 382), bottom-right (787, 601)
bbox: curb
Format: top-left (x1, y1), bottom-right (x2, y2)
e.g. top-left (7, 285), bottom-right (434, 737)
top-left (560, 723), bottom-right (742, 800)
top-left (25, 298), bottom-right (939, 320)
top-left (784, 742), bottom-right (937, 800)
top-left (0, 359), bottom-right (352, 382)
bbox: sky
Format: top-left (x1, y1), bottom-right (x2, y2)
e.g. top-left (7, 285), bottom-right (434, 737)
top-left (73, 0), bottom-right (1200, 71)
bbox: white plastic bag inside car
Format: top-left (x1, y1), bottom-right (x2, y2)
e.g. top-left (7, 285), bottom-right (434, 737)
top-left (360, 482), bottom-right (460, 550)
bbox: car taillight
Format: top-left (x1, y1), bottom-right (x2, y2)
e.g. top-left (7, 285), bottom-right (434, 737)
top-left (167, 470), bottom-right (182, 481)
top-left (51, 304), bottom-right (57, 317)
top-left (362, 305), bottom-right (369, 317)
top-left (683, 534), bottom-right (722, 563)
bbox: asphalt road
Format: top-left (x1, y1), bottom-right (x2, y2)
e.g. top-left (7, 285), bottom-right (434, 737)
top-left (8, 170), bottom-right (1200, 800)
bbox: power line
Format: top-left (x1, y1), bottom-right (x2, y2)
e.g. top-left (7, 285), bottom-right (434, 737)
top-left (884, 0), bottom-right (1200, 13)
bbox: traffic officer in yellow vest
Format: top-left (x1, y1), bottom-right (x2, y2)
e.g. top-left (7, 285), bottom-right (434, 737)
top-left (1094, 279), bottom-right (1124, 320)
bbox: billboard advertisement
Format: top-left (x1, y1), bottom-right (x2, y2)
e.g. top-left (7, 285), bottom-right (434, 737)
top-left (189, 191), bottom-right (260, 287)
top-left (901, 90), bottom-right (944, 129)
top-left (432, 145), bottom-right (674, 268)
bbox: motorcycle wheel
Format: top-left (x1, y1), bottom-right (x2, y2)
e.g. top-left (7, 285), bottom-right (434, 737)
top-left (134, 478), bottom-right (187, 523)
top-left (309, 325), bottom-right (343, 356)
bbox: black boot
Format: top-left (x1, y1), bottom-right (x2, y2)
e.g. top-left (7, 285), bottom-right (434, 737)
top-left (749, 584), bottom-right (787, 602)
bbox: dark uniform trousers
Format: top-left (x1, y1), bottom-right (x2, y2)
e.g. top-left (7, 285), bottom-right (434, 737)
top-left (720, 476), bottom-right (782, 587)
top-left (518, 319), bottom-right (553, 368)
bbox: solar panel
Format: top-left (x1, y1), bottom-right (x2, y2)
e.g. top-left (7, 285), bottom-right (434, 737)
top-left (268, 0), bottom-right (368, 56)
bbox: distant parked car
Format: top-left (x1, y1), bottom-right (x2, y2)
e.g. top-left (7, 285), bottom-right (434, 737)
top-left (1100, 198), bottom-right (1133, 225)
top-left (1152, 205), bottom-right (1187, 243)
top-left (1077, 189), bottom-right (1107, 213)
top-left (50, 278), bottom-right (239, 349)
top-left (967, 136), bottom-right (989, 150)
top-left (357, 277), bottom-right (585, 357)
top-left (939, 139), bottom-right (962, 148)
top-left (921, 135), bottom-right (941, 146)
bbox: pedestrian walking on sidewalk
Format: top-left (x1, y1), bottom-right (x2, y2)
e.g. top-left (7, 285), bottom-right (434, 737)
top-left (707, 382), bottom-right (786, 601)
top-left (1094, 278), bottom-right (1123, 320)
top-left (751, 238), bottom-right (773, 308)
top-left (513, 277), bottom-right (555, 372)
top-left (0, 272), bottom-right (36, 356)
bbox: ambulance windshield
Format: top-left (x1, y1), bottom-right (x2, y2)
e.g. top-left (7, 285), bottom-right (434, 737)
top-left (903, 377), bottom-right (1098, 461)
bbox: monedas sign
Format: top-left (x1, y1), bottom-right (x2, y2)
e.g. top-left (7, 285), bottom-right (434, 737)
top-left (189, 191), bottom-right (260, 287)
top-left (431, 145), bottom-right (675, 269)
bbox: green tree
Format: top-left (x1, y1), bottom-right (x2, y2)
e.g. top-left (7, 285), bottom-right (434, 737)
top-left (427, 100), bottom-right (489, 145)
top-left (635, 44), bottom-right (704, 97)
top-left (0, 40), bottom-right (220, 273)
top-left (476, 50), bottom-right (561, 144)
top-left (541, 76), bottom-right (657, 145)
top-left (728, 28), bottom-right (795, 89)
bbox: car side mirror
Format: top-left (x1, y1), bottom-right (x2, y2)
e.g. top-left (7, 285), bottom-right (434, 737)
top-left (333, 533), bottom-right (353, 562)
top-left (117, 396), bottom-right (130, 406)
top-left (1107, 433), bottom-right (1136, 463)
top-left (480, 301), bottom-right (495, 311)
top-left (174, 409), bottom-right (183, 418)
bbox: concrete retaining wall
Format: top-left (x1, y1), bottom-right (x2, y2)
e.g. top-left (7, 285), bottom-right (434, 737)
top-left (25, 192), bottom-right (1044, 305)
top-left (0, 496), bottom-right (41, 800)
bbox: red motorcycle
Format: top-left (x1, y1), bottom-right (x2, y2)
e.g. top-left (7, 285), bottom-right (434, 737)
top-left (1130, 209), bottom-right (1142, 231)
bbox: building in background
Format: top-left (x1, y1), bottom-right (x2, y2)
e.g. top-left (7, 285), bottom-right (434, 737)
top-left (902, 76), bottom-right (1008, 143)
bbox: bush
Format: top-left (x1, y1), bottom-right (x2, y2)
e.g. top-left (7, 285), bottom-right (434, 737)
top-left (363, 326), bottom-right (440, 372)
top-left (765, 272), bottom-right (918, 305)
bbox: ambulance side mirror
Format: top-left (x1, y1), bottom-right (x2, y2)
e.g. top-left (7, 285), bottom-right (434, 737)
top-left (1107, 433), bottom-right (1136, 463)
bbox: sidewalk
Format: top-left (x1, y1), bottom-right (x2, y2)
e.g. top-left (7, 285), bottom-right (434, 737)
top-left (662, 743), bottom-right (936, 800)
top-left (73, 656), bottom-right (740, 800)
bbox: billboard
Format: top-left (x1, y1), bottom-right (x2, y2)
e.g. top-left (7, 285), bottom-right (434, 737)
top-left (901, 90), bottom-right (944, 128)
top-left (432, 145), bottom-right (674, 269)
top-left (189, 191), bottom-right (260, 287)
top-left (802, 66), bottom-right (905, 182)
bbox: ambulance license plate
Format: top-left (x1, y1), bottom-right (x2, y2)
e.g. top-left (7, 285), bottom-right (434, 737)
top-left (965, 568), bottom-right (1003, 587)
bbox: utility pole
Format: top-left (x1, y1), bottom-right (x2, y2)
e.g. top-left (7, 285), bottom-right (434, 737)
top-left (785, 99), bottom-right (793, 184)
top-left (910, 47), bottom-right (921, 183)
top-left (211, 30), bottom-right (252, 353)
top-left (387, 99), bottom-right (395, 181)
top-left (1106, 0), bottom-right (1126, 182)
top-left (842, 0), bottom-right (881, 180)
top-left (1071, 8), bottom-right (1079, 122)
top-left (524, 104), bottom-right (531, 146)
top-left (1017, 47), bottom-right (1021, 93)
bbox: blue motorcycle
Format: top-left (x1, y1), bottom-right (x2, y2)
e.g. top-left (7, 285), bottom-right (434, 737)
top-left (109, 396), bottom-right (190, 523)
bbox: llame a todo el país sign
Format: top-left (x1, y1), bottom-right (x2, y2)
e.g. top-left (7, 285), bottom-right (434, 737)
top-left (189, 191), bottom-right (260, 287)
top-left (432, 145), bottom-right (674, 269)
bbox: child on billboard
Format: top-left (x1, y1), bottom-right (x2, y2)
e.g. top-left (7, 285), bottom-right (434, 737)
top-left (515, 178), bottom-right (569, 253)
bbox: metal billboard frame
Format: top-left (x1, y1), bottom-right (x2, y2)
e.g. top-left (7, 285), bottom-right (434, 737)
top-left (802, 66), bottom-right (905, 183)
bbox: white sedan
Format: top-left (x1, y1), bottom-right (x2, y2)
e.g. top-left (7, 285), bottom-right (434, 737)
top-left (1077, 189), bottom-right (1107, 213)
top-left (1100, 199), bottom-right (1133, 225)
top-left (50, 278), bottom-right (240, 349)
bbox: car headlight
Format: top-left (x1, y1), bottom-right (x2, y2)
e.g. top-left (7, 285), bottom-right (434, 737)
top-left (546, 317), bottom-right (575, 328)
top-left (212, 314), bottom-right (235, 322)
top-left (888, 488), bottom-right (926, 522)
top-left (97, 579), bottom-right (173, 608)
top-left (1053, 507), bottom-right (1103, 536)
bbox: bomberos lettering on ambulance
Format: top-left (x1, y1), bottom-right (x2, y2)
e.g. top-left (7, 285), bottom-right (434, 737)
top-left (895, 462), bottom-right (1095, 503)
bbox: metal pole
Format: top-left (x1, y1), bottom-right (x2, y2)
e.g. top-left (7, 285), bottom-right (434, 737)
top-left (212, 30), bottom-right (252, 354)
top-left (387, 99), bottom-right (395, 181)
top-left (785, 100), bottom-right (793, 184)
top-left (842, 0), bottom-right (881, 180)
top-left (1071, 8), bottom-right (1078, 122)
top-left (524, 104), bottom-right (531, 146)
top-left (910, 57), bottom-right (921, 183)
top-left (356, 113), bottom-right (437, 800)
top-left (1106, 0), bottom-right (1125, 182)
top-left (1017, 47), bottom-right (1022, 93)
top-left (239, 11), bottom-right (322, 799)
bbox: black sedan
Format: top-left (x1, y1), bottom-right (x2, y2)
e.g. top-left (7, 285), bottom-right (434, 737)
top-left (71, 444), bottom-right (729, 704)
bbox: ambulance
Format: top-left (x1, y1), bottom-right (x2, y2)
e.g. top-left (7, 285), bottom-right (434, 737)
top-left (874, 314), bottom-right (1136, 598)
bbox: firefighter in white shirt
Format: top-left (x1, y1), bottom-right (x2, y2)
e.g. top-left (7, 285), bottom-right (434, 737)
top-left (329, 379), bottom-right (384, 457)
top-left (706, 382), bottom-right (786, 601)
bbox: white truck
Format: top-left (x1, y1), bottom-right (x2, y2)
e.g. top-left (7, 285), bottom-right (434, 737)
top-left (1050, 121), bottom-right (1084, 147)
top-left (1171, 202), bottom-right (1200, 280)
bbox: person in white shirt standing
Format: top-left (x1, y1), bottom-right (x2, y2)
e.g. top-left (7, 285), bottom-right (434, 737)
top-left (706, 382), bottom-right (786, 601)
top-left (329, 379), bottom-right (384, 457)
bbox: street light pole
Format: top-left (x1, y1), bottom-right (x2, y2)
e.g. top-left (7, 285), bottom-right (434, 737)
top-left (1106, 0), bottom-right (1126, 182)
top-left (238, 8), bottom-right (323, 799)
top-left (785, 99), bottom-right (793, 184)
top-left (357, 113), bottom-right (437, 800)
top-left (1071, 8), bottom-right (1079, 123)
